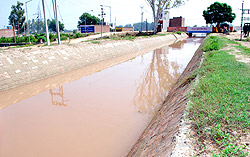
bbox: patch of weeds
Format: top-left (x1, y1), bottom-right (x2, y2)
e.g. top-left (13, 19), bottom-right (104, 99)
top-left (210, 126), bottom-right (248, 157)
top-left (123, 36), bottom-right (136, 40)
top-left (202, 36), bottom-right (225, 52)
top-left (155, 33), bottom-right (168, 36)
top-left (83, 40), bottom-right (92, 42)
top-left (91, 40), bottom-right (100, 44)
top-left (235, 38), bottom-right (250, 42)
top-left (176, 31), bottom-right (182, 35)
top-left (188, 35), bottom-right (250, 156)
top-left (110, 35), bottom-right (122, 40)
top-left (233, 45), bottom-right (250, 56)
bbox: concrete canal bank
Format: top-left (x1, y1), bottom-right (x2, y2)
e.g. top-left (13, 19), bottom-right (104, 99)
top-left (128, 38), bottom-right (205, 156)
top-left (0, 33), bottom-right (187, 92)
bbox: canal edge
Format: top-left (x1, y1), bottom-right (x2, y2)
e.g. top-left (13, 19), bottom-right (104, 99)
top-left (0, 33), bottom-right (188, 92)
top-left (128, 37), bottom-right (206, 157)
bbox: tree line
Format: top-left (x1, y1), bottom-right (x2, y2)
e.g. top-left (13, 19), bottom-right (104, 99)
top-left (7, 1), bottom-right (237, 38)
top-left (8, 1), bottom-right (64, 36)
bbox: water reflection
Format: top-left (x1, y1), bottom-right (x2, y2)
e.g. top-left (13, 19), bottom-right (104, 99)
top-left (134, 47), bottom-right (180, 117)
top-left (49, 85), bottom-right (67, 106)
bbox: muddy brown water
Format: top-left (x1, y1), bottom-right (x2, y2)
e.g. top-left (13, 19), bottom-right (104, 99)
top-left (0, 38), bottom-right (203, 157)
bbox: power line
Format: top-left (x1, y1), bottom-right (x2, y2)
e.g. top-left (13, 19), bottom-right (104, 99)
top-left (44, 0), bottom-right (52, 19)
top-left (57, 5), bottom-right (63, 23)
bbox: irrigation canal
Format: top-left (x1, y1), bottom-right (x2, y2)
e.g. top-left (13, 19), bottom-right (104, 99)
top-left (0, 37), bottom-right (203, 157)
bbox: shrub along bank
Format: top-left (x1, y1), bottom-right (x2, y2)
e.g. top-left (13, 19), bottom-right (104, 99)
top-left (0, 32), bottom-right (88, 44)
top-left (188, 36), bottom-right (250, 156)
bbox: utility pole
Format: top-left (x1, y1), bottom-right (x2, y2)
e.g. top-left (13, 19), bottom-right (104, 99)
top-left (99, 6), bottom-right (106, 39)
top-left (101, 5), bottom-right (111, 33)
top-left (140, 6), bottom-right (144, 32)
top-left (52, 0), bottom-right (61, 45)
top-left (115, 17), bottom-right (116, 28)
top-left (146, 19), bottom-right (148, 32)
top-left (25, 0), bottom-right (32, 44)
top-left (42, 0), bottom-right (50, 45)
top-left (241, 0), bottom-right (244, 40)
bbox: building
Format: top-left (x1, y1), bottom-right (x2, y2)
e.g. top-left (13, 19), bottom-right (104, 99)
top-left (162, 10), bottom-right (170, 32)
top-left (169, 16), bottom-right (185, 27)
top-left (0, 26), bottom-right (14, 38)
top-left (80, 25), bottom-right (110, 33)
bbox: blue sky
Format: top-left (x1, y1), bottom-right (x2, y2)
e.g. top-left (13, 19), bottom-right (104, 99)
top-left (0, 0), bottom-right (249, 30)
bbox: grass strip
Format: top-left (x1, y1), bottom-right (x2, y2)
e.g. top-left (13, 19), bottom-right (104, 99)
top-left (188, 36), bottom-right (250, 156)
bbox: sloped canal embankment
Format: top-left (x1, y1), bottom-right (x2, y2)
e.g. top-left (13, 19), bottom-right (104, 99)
top-left (128, 38), bottom-right (205, 156)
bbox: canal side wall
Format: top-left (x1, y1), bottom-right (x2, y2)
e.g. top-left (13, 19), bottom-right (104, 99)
top-left (0, 33), bottom-right (187, 92)
top-left (128, 38), bottom-right (205, 156)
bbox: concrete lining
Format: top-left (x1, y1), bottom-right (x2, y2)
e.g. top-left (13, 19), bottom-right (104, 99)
top-left (128, 38), bottom-right (205, 156)
top-left (0, 33), bottom-right (187, 92)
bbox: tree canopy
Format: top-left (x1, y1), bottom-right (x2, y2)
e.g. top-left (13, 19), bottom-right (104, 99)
top-left (78, 13), bottom-right (101, 26)
top-left (203, 2), bottom-right (236, 25)
top-left (48, 19), bottom-right (64, 32)
top-left (146, 0), bottom-right (184, 33)
top-left (8, 1), bottom-right (26, 35)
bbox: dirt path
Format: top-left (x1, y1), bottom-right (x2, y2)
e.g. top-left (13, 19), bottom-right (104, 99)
top-left (220, 32), bottom-right (250, 64)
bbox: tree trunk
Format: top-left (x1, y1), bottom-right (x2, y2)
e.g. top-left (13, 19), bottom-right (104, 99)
top-left (12, 20), bottom-right (16, 43)
top-left (154, 16), bottom-right (159, 34)
top-left (17, 20), bottom-right (20, 37)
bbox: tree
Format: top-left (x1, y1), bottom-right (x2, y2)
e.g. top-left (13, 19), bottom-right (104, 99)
top-left (29, 19), bottom-right (45, 34)
top-left (132, 21), bottom-right (154, 31)
top-left (203, 2), bottom-right (236, 26)
top-left (48, 19), bottom-right (64, 32)
top-left (146, 0), bottom-right (183, 33)
top-left (78, 13), bottom-right (101, 26)
top-left (8, 1), bottom-right (26, 36)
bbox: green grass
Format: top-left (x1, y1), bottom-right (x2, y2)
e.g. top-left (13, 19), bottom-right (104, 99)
top-left (91, 40), bottom-right (100, 44)
top-left (233, 45), bottom-right (250, 56)
top-left (110, 35), bottom-right (136, 41)
top-left (188, 36), bottom-right (250, 156)
top-left (202, 36), bottom-right (225, 52)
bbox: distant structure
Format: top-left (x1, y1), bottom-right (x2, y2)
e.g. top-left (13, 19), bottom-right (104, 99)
top-left (0, 26), bottom-right (14, 38)
top-left (115, 27), bottom-right (134, 32)
top-left (169, 16), bottom-right (185, 27)
top-left (162, 10), bottom-right (170, 32)
top-left (80, 25), bottom-right (110, 33)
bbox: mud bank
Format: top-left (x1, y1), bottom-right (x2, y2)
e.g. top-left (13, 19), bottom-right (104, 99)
top-left (0, 33), bottom-right (187, 92)
top-left (128, 38), bottom-right (204, 156)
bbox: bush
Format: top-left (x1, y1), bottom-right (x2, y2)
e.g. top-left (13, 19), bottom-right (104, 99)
top-left (176, 31), bottom-right (182, 35)
top-left (202, 36), bottom-right (224, 52)
top-left (37, 36), bottom-right (46, 43)
top-left (60, 35), bottom-right (68, 41)
top-left (49, 33), bottom-right (57, 41)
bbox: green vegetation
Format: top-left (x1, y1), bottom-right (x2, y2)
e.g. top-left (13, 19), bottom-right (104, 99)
top-left (8, 1), bottom-right (26, 36)
top-left (203, 2), bottom-right (236, 26)
top-left (201, 36), bottom-right (225, 52)
top-left (48, 19), bottom-right (64, 32)
top-left (91, 40), bottom-right (100, 44)
top-left (188, 36), bottom-right (250, 156)
top-left (0, 32), bottom-right (89, 44)
top-left (233, 45), bottom-right (250, 57)
top-left (78, 13), bottom-right (101, 26)
top-left (110, 34), bottom-right (136, 41)
top-left (176, 31), bottom-right (182, 35)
